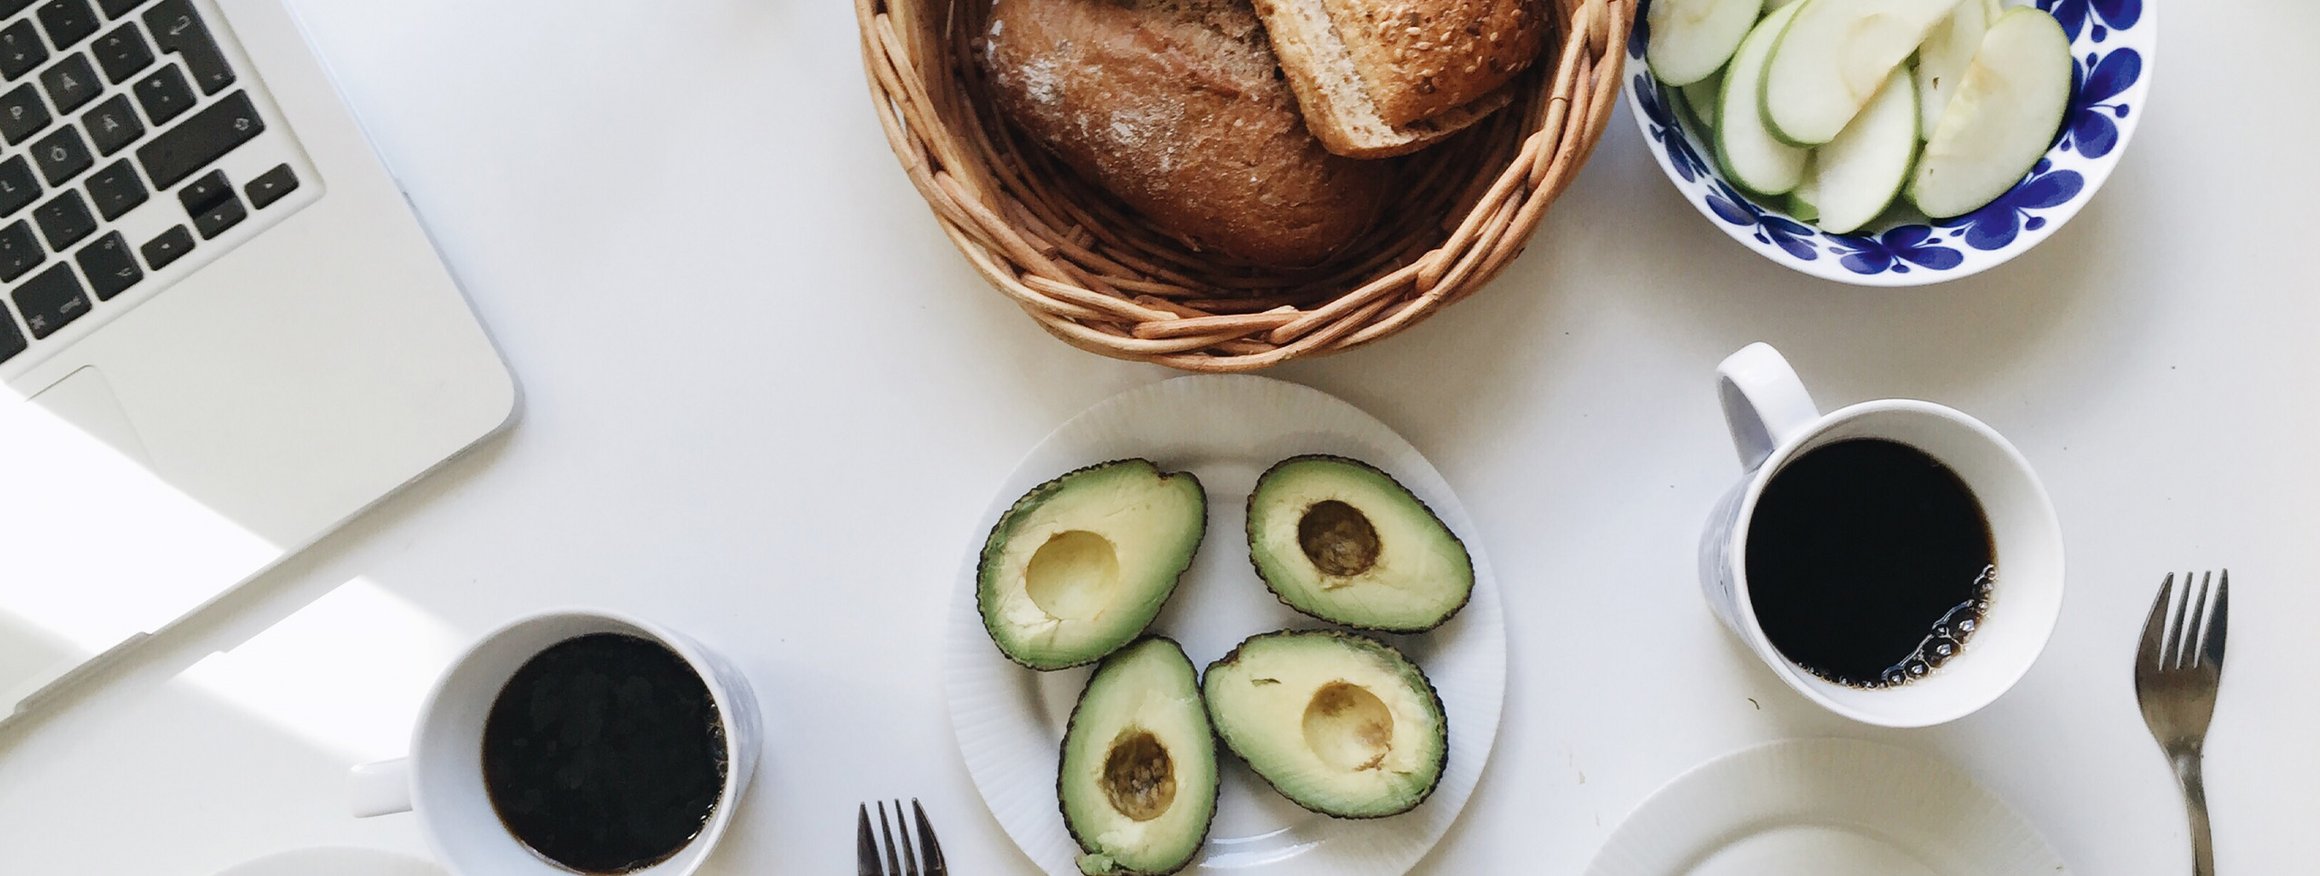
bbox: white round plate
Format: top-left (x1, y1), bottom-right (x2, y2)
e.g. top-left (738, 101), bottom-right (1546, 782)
top-left (213, 848), bottom-right (443, 876)
top-left (945, 375), bottom-right (1507, 876)
top-left (1586, 738), bottom-right (2069, 876)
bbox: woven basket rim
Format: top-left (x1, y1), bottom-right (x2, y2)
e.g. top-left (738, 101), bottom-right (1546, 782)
top-left (858, 0), bottom-right (1634, 372)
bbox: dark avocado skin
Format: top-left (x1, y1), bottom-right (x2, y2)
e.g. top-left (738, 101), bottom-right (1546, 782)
top-left (1201, 629), bottom-right (1451, 819)
top-left (977, 458), bottom-right (1207, 670)
top-left (1245, 454), bottom-right (1475, 634)
top-left (1057, 636), bottom-right (1220, 876)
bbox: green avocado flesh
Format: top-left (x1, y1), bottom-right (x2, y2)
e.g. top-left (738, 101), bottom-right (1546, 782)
top-left (979, 459), bottom-right (1206, 670)
top-left (1246, 456), bottom-right (1473, 632)
top-left (1061, 638), bottom-right (1219, 876)
top-left (1202, 631), bottom-right (1448, 819)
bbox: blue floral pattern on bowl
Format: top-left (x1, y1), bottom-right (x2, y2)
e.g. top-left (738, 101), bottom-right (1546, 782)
top-left (1624, 0), bottom-right (2155, 286)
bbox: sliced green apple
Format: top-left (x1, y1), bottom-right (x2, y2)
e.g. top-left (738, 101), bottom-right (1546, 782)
top-left (1714, 2), bottom-right (1809, 196)
top-left (1796, 66), bottom-right (1918, 234)
top-left (1907, 8), bottom-right (2072, 218)
top-left (1648, 0), bottom-right (1765, 87)
top-left (1914, 0), bottom-right (1993, 138)
top-left (1680, 71), bottom-right (1723, 135)
top-left (1762, 0), bottom-right (1968, 146)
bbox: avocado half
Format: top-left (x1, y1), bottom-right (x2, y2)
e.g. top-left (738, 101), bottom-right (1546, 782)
top-left (978, 459), bottom-right (1207, 670)
top-left (1246, 455), bottom-right (1474, 632)
top-left (1202, 630), bottom-right (1448, 819)
top-left (1060, 637), bottom-right (1220, 876)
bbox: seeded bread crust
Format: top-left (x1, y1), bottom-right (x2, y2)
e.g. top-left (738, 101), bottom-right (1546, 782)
top-left (1251, 0), bottom-right (1545, 157)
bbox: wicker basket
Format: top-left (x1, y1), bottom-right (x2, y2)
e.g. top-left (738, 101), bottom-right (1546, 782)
top-left (857, 0), bottom-right (1633, 372)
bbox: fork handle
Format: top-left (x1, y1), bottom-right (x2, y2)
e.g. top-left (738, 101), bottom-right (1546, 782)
top-left (2174, 751), bottom-right (2215, 876)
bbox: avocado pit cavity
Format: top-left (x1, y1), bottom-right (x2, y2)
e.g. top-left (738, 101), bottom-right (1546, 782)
top-left (1297, 500), bottom-right (1380, 577)
top-left (1301, 681), bottom-right (1395, 772)
top-left (1101, 728), bottom-right (1178, 821)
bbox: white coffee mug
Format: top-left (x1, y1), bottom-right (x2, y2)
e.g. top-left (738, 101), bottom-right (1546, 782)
top-left (350, 609), bottom-right (762, 875)
top-left (1700, 343), bottom-right (2064, 727)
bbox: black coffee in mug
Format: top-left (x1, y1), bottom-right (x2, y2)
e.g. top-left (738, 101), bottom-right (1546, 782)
top-left (481, 633), bottom-right (727, 874)
top-left (1746, 438), bottom-right (1995, 689)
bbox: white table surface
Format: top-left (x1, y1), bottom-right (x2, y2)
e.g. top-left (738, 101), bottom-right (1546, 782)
top-left (2, 0), bottom-right (2315, 873)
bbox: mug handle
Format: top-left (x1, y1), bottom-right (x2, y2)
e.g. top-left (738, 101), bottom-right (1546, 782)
top-left (1718, 343), bottom-right (1820, 470)
top-left (350, 758), bottom-right (414, 818)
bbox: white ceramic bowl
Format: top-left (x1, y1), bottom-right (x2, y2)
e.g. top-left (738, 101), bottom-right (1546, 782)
top-left (1623, 0), bottom-right (2156, 286)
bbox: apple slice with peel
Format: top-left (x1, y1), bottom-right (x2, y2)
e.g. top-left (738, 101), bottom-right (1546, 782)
top-left (1793, 67), bottom-right (1919, 234)
top-left (1908, 8), bottom-right (2073, 218)
top-left (1915, 0), bottom-right (1992, 138)
top-left (1762, 0), bottom-right (1968, 145)
top-left (1714, 1), bottom-right (1808, 196)
top-left (1681, 72), bottom-right (1722, 134)
top-left (1648, 0), bottom-right (1764, 87)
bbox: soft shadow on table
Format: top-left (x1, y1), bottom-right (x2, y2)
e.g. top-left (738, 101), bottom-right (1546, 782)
top-left (0, 430), bottom-right (515, 751)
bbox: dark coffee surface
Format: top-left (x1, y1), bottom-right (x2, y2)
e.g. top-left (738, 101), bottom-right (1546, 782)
top-left (1747, 438), bottom-right (1995, 688)
top-left (483, 633), bottom-right (726, 874)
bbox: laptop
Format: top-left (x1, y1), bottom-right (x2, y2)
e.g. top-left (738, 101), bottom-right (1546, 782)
top-left (0, 0), bottom-right (515, 718)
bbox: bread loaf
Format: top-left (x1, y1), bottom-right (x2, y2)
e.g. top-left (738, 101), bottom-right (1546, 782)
top-left (979, 0), bottom-right (1389, 267)
top-left (1252, 0), bottom-right (1548, 157)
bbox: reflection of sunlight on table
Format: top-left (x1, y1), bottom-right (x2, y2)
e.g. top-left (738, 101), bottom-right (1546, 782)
top-left (181, 578), bottom-right (466, 762)
top-left (0, 395), bottom-right (276, 708)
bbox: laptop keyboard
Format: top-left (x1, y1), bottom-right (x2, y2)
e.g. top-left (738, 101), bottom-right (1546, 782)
top-left (0, 0), bottom-right (314, 369)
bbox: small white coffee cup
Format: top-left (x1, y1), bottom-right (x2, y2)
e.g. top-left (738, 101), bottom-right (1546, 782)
top-left (350, 609), bottom-right (761, 875)
top-left (1700, 343), bottom-right (2064, 728)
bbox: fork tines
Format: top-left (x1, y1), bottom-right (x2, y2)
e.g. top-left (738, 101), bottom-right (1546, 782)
top-left (858, 798), bottom-right (947, 876)
top-left (2145, 569), bottom-right (2231, 671)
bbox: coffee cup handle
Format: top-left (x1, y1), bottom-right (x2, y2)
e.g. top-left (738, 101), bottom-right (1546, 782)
top-left (1718, 343), bottom-right (1820, 470)
top-left (349, 757), bottom-right (414, 818)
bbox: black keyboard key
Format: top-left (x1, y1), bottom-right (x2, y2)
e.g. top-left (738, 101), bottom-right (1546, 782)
top-left (0, 155), bottom-right (37, 215)
top-left (176, 165), bottom-right (222, 204)
top-left (37, 0), bottom-right (99, 50)
top-left (12, 261), bottom-right (87, 338)
top-left (97, 0), bottom-right (141, 20)
top-left (31, 125), bottom-right (91, 184)
top-left (39, 53), bottom-right (98, 113)
top-left (74, 229), bottom-right (135, 299)
top-left (92, 22), bottom-right (150, 83)
top-left (83, 157), bottom-right (138, 217)
top-left (131, 62), bottom-right (188, 124)
top-left (33, 188), bottom-right (92, 247)
top-left (81, 92), bottom-right (137, 153)
top-left (0, 19), bottom-right (44, 80)
top-left (187, 188), bottom-right (238, 238)
top-left (0, 303), bottom-right (23, 364)
top-left (0, 0), bottom-right (34, 20)
top-left (143, 0), bottom-right (228, 93)
top-left (0, 81), bottom-right (48, 144)
top-left (244, 162), bottom-right (293, 209)
top-left (134, 88), bottom-right (255, 188)
top-left (0, 219), bottom-right (39, 279)
top-left (139, 221), bottom-right (185, 268)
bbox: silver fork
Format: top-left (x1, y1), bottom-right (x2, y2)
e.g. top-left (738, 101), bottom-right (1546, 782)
top-left (2134, 570), bottom-right (2230, 876)
top-left (857, 799), bottom-right (948, 876)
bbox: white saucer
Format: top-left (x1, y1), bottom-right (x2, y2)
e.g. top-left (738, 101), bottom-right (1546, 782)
top-left (1587, 738), bottom-right (2068, 876)
top-left (212, 847), bottom-right (443, 876)
top-left (945, 375), bottom-right (1508, 876)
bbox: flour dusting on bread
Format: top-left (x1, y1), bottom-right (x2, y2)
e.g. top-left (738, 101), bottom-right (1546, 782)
top-left (980, 0), bottom-right (1388, 265)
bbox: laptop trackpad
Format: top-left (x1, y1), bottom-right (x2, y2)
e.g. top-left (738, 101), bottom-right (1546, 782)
top-left (31, 367), bottom-right (154, 469)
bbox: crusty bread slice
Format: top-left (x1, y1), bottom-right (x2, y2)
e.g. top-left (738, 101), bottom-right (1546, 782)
top-left (1253, 0), bottom-right (1547, 158)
